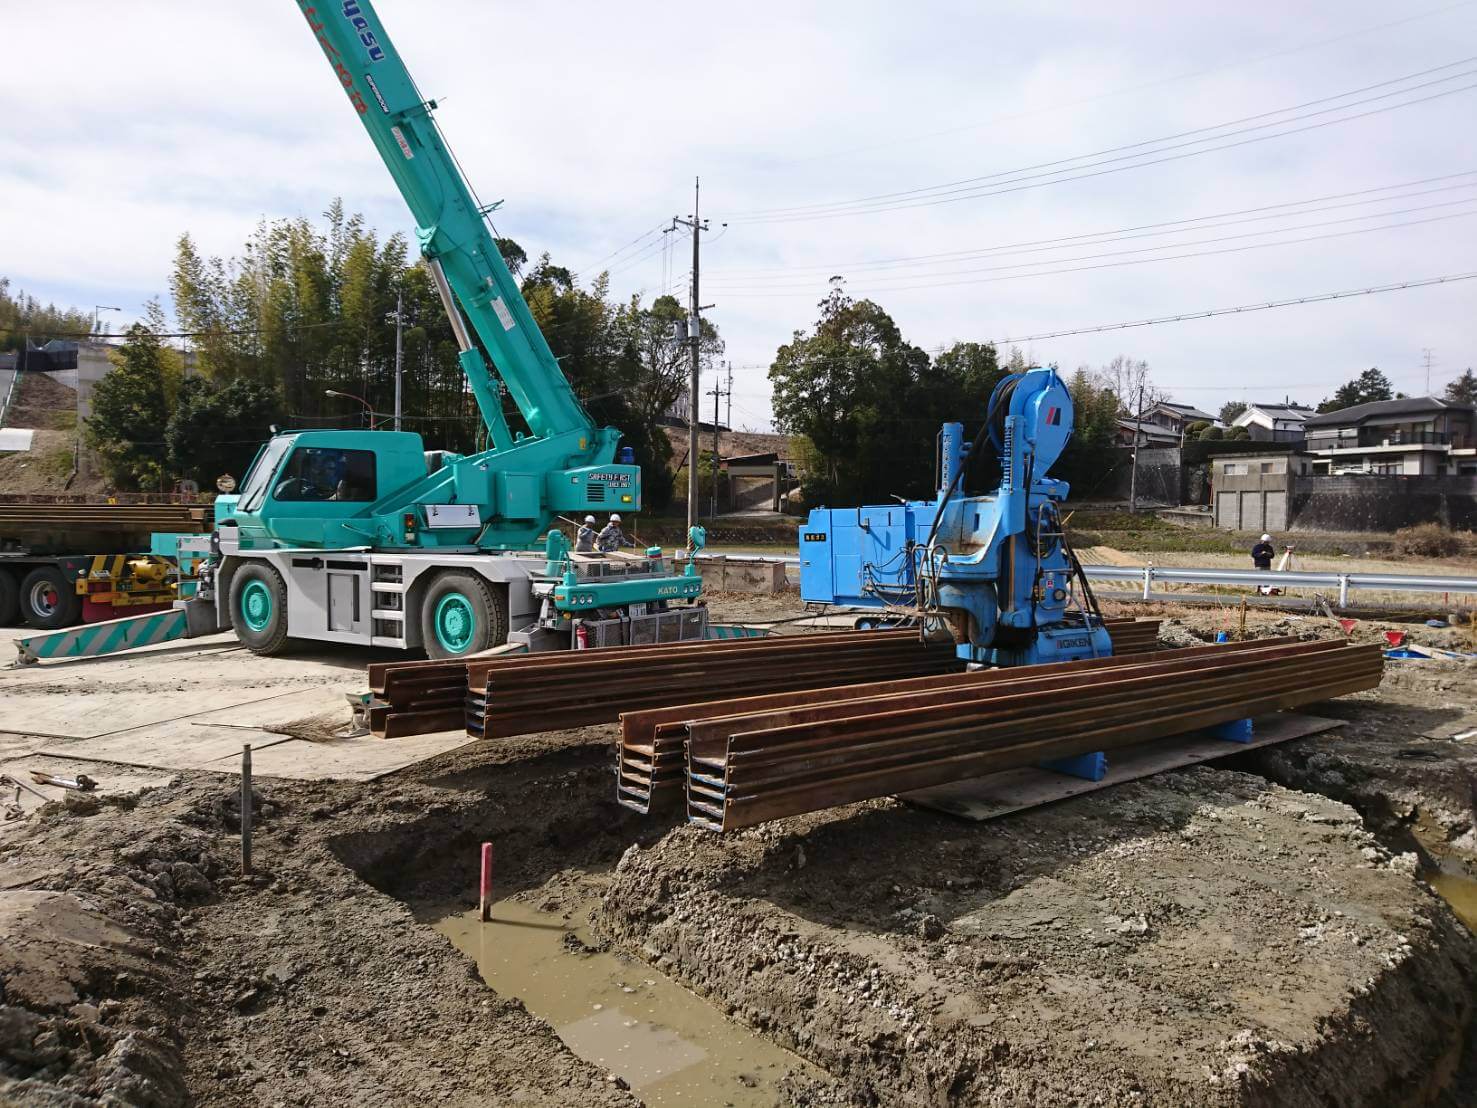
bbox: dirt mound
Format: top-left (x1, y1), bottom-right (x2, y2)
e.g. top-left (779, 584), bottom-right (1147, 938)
top-left (6, 371), bottom-right (78, 431)
top-left (600, 768), bottom-right (1477, 1106)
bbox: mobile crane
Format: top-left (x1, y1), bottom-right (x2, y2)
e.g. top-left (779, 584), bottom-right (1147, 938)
top-left (799, 367), bottom-right (1115, 666)
top-left (196, 0), bottom-right (705, 659)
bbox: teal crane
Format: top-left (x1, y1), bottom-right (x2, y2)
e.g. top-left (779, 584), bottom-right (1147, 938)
top-left (216, 0), bottom-right (640, 554)
top-left (197, 0), bottom-right (705, 658)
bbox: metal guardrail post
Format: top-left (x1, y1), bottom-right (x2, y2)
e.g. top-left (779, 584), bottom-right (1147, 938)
top-left (1338, 575), bottom-right (1349, 608)
top-left (1142, 567), bottom-right (1152, 601)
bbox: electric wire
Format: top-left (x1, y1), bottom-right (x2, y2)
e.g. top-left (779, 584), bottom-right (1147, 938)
top-left (709, 198), bottom-right (1477, 292)
top-left (706, 172), bottom-right (1477, 280)
top-left (721, 62), bottom-right (1477, 223)
top-left (715, 208), bottom-right (1477, 296)
top-left (782, 0), bottom-right (1477, 164)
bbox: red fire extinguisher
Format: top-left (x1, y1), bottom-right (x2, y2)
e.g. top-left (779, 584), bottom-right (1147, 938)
top-left (575, 623), bottom-right (589, 650)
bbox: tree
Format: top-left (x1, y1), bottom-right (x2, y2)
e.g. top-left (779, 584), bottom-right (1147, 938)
top-left (1225, 425), bottom-right (1251, 440)
top-left (1199, 425), bottom-right (1224, 442)
top-left (1054, 368), bottom-right (1123, 497)
top-left (1445, 368), bottom-right (1477, 405)
top-left (165, 376), bottom-right (283, 487)
top-left (1184, 420), bottom-right (1211, 441)
top-left (0, 277), bottom-right (93, 351)
top-left (1096, 355), bottom-right (1163, 414)
top-left (1219, 401), bottom-right (1247, 425)
top-left (86, 316), bottom-right (173, 488)
top-left (1318, 368), bottom-right (1393, 413)
top-left (768, 280), bottom-right (932, 505)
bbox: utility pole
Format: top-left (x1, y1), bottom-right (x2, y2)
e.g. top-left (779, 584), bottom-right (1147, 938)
top-left (1422, 347), bottom-right (1435, 396)
top-left (725, 360), bottom-right (732, 432)
top-left (670, 178), bottom-right (710, 530)
top-left (387, 289), bottom-right (406, 431)
top-left (706, 370), bottom-right (730, 517)
top-left (1128, 381), bottom-right (1146, 513)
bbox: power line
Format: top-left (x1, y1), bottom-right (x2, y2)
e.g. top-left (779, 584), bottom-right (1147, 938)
top-left (571, 222), bottom-right (668, 278)
top-left (703, 195), bottom-right (1477, 291)
top-left (977, 271), bottom-right (1477, 345)
top-left (779, 0), bottom-right (1477, 165)
top-left (715, 208), bottom-right (1477, 296)
top-left (721, 61), bottom-right (1477, 223)
top-left (723, 272), bottom-right (1476, 368)
top-left (706, 172), bottom-right (1477, 280)
top-left (729, 57), bottom-right (1477, 218)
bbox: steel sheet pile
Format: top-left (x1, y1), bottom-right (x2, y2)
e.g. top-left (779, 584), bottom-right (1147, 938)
top-left (466, 629), bottom-right (961, 739)
top-left (680, 637), bottom-right (1383, 831)
top-left (367, 618), bottom-right (1160, 742)
top-left (616, 618), bottom-right (1161, 812)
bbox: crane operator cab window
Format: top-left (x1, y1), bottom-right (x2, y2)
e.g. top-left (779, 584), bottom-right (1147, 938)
top-left (273, 447), bottom-right (378, 503)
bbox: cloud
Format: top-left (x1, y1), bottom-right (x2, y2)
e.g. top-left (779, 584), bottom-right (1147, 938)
top-left (1, 0), bottom-right (1473, 425)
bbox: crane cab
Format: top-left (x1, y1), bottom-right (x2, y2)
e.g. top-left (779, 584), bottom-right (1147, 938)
top-left (216, 430), bottom-right (432, 551)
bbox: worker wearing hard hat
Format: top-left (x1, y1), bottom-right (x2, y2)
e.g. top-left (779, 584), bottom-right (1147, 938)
top-left (575, 515), bottom-right (597, 552)
top-left (597, 513), bottom-right (632, 553)
top-left (1251, 533), bottom-right (1275, 571)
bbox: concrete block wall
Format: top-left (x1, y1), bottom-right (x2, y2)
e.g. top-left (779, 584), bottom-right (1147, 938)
top-left (1288, 476), bottom-right (1477, 531)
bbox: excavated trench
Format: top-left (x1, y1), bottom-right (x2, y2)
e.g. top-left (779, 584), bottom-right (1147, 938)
top-left (317, 722), bottom-right (1477, 1108)
top-left (327, 740), bottom-right (836, 1104)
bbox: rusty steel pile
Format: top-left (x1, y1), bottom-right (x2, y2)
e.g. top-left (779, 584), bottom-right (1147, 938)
top-left (615, 618), bottom-right (1163, 814)
top-left (679, 637), bottom-right (1383, 831)
top-left (367, 628), bottom-right (965, 739)
top-left (365, 618), bottom-right (1161, 741)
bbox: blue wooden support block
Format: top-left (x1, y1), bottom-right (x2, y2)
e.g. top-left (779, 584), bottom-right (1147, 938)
top-left (1040, 751), bottom-right (1107, 781)
top-left (1211, 718), bottom-right (1254, 743)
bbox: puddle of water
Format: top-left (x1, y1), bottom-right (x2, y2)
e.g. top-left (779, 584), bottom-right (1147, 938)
top-left (436, 899), bottom-right (823, 1106)
top-left (1426, 867), bottom-right (1477, 931)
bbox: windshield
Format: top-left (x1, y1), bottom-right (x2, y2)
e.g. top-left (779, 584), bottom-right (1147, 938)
top-left (237, 436), bottom-right (294, 513)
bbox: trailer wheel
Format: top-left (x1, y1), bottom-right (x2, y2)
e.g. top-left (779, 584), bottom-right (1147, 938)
top-left (19, 566), bottom-right (83, 629)
top-left (420, 572), bottom-right (507, 660)
top-left (0, 568), bottom-right (18, 625)
top-left (230, 562), bottom-right (291, 655)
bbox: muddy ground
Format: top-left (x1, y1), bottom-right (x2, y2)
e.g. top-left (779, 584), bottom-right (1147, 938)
top-left (2, 593), bottom-right (1477, 1106)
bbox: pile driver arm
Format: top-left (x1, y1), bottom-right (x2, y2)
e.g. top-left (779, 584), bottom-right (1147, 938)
top-left (295, 1), bottom-right (592, 448)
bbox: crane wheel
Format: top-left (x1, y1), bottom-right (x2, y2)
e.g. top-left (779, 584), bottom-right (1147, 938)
top-left (230, 562), bottom-right (291, 655)
top-left (0, 568), bottom-right (18, 626)
top-left (420, 572), bottom-right (507, 660)
top-left (19, 566), bottom-right (83, 629)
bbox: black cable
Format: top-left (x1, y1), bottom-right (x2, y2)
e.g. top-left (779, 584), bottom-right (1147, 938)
top-left (719, 209), bottom-right (1477, 296)
top-left (725, 58), bottom-right (1477, 220)
top-left (707, 185), bottom-right (1477, 286)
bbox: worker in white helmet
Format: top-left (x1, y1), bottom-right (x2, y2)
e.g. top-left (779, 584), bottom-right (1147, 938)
top-left (1251, 533), bottom-right (1275, 571)
top-left (597, 513), bottom-right (632, 553)
top-left (575, 514), bottom-right (597, 552)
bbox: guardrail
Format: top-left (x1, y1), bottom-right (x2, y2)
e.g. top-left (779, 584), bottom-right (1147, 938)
top-left (1080, 565), bottom-right (1477, 607)
top-left (0, 367), bottom-right (18, 428)
top-left (675, 551), bottom-right (1477, 608)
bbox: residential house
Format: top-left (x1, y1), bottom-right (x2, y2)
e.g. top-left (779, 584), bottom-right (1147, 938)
top-left (1231, 402), bottom-right (1312, 443)
top-left (1302, 396), bottom-right (1476, 476)
top-left (1114, 417), bottom-right (1180, 448)
top-left (1144, 400), bottom-right (1216, 437)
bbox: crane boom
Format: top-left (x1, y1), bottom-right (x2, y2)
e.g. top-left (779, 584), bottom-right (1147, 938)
top-left (296, 0), bottom-right (592, 446)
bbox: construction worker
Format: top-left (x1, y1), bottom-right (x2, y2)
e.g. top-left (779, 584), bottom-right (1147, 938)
top-left (575, 515), bottom-right (597, 552)
top-left (1251, 533), bottom-right (1275, 571)
top-left (597, 513), bottom-right (632, 553)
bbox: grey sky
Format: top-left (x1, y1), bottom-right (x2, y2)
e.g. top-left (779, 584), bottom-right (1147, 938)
top-left (2, 0), bottom-right (1474, 431)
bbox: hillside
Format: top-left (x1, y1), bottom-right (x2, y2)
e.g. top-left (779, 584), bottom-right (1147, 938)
top-left (0, 370), bottom-right (108, 494)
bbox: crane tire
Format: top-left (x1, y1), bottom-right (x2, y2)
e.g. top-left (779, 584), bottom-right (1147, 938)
top-left (19, 566), bottom-right (83, 629)
top-left (420, 571), bottom-right (507, 660)
top-left (230, 562), bottom-right (291, 655)
top-left (0, 568), bottom-right (18, 625)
